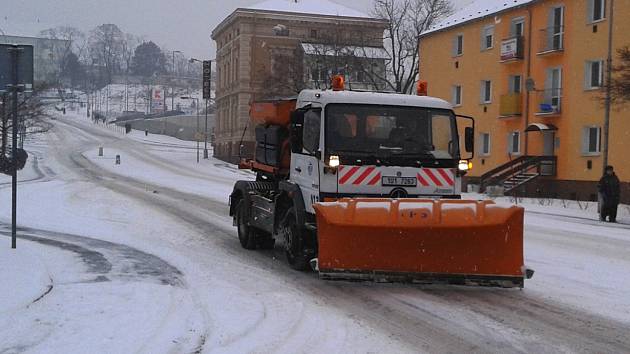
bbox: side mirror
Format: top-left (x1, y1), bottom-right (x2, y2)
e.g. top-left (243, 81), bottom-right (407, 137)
top-left (456, 114), bottom-right (475, 159)
top-left (465, 127), bottom-right (474, 153)
top-left (290, 109), bottom-right (305, 153)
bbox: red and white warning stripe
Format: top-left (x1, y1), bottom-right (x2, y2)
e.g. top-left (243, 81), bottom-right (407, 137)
top-left (416, 168), bottom-right (455, 187)
top-left (338, 166), bottom-right (382, 186)
top-left (338, 166), bottom-right (455, 187)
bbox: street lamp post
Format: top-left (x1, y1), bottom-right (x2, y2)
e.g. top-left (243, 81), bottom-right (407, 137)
top-left (181, 96), bottom-right (200, 163)
top-left (171, 50), bottom-right (182, 112)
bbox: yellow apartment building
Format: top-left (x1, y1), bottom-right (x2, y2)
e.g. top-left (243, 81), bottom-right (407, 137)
top-left (419, 0), bottom-right (629, 202)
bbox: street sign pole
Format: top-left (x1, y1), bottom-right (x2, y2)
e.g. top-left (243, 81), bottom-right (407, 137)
top-left (9, 45), bottom-right (22, 249)
top-left (204, 98), bottom-right (209, 159)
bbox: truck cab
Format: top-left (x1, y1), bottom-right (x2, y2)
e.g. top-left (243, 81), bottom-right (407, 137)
top-left (289, 89), bottom-right (474, 214)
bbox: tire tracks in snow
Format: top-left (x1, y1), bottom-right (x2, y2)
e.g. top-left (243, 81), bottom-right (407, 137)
top-left (54, 115), bottom-right (630, 353)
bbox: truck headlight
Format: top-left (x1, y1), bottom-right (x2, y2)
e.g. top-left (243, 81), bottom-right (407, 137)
top-left (458, 160), bottom-right (470, 171)
top-left (329, 155), bottom-right (340, 168)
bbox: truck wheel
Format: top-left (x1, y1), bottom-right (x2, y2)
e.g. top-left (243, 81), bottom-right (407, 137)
top-left (284, 211), bottom-right (310, 271)
top-left (236, 201), bottom-right (257, 250)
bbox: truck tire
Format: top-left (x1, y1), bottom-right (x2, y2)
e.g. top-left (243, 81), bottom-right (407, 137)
top-left (284, 210), bottom-right (310, 271)
top-left (236, 201), bottom-right (257, 250)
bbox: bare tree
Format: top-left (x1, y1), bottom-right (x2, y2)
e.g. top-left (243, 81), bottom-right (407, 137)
top-left (89, 24), bottom-right (126, 84)
top-left (371, 0), bottom-right (453, 93)
top-left (260, 47), bottom-right (306, 98)
top-left (39, 26), bottom-right (86, 84)
top-left (0, 92), bottom-right (53, 159)
top-left (606, 46), bottom-right (630, 105)
top-left (122, 33), bottom-right (141, 75)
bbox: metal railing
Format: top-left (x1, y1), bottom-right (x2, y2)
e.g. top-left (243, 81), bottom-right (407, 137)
top-left (479, 156), bottom-right (557, 192)
top-left (538, 26), bottom-right (564, 54)
top-left (536, 89), bottom-right (562, 115)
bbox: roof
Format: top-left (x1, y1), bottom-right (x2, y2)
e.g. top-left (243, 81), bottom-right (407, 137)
top-left (422, 0), bottom-right (535, 36)
top-left (301, 43), bottom-right (388, 59)
top-left (297, 90), bottom-right (453, 111)
top-left (245, 0), bottom-right (370, 19)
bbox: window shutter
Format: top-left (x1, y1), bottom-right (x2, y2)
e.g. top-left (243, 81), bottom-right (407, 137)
top-left (584, 62), bottom-right (591, 89)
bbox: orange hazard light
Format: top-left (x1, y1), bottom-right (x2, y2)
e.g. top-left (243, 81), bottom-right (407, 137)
top-left (332, 75), bottom-right (345, 91)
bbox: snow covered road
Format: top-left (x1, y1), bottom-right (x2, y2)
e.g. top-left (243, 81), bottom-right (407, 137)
top-left (1, 110), bottom-right (629, 353)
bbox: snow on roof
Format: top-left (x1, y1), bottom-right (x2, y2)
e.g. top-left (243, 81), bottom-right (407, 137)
top-left (244, 0), bottom-right (370, 18)
top-left (422, 0), bottom-right (535, 36)
top-left (301, 43), bottom-right (388, 59)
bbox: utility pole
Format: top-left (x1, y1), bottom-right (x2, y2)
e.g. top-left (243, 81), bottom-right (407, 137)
top-left (602, 0), bottom-right (615, 172)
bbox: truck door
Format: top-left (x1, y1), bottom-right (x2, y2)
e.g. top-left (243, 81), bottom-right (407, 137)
top-left (290, 108), bottom-right (321, 214)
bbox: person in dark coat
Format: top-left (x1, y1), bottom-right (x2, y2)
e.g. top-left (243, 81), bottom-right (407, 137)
top-left (598, 165), bottom-right (621, 222)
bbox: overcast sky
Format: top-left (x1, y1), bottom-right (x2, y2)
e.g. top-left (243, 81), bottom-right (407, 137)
top-left (1, 0), bottom-right (472, 59)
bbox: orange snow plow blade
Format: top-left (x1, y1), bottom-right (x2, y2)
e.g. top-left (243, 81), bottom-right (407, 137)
top-left (313, 199), bottom-right (531, 288)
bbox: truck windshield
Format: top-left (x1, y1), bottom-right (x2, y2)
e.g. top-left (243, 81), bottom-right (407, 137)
top-left (325, 104), bottom-right (457, 159)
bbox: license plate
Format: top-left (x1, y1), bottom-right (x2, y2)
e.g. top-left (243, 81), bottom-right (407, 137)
top-left (382, 176), bottom-right (417, 187)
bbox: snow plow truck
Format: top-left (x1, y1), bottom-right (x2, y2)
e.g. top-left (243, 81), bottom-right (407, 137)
top-left (229, 77), bottom-right (533, 288)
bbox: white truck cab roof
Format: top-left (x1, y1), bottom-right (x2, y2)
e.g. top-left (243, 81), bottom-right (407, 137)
top-left (296, 89), bottom-right (453, 111)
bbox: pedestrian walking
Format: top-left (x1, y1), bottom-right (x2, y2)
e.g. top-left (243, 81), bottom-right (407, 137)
top-left (598, 165), bottom-right (621, 222)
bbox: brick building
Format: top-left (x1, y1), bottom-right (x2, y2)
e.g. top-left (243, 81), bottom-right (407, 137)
top-left (211, 0), bottom-right (388, 162)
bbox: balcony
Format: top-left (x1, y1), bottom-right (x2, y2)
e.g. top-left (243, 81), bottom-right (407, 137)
top-left (499, 93), bottom-right (523, 117)
top-left (535, 89), bottom-right (562, 116)
top-left (537, 26), bottom-right (564, 55)
top-left (500, 36), bottom-right (524, 62)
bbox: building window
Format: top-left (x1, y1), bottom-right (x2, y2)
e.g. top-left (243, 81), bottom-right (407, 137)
top-left (509, 75), bottom-right (522, 93)
top-left (482, 25), bottom-right (494, 50)
top-left (585, 60), bottom-right (604, 89)
top-left (310, 29), bottom-right (318, 38)
top-left (452, 85), bottom-right (462, 106)
top-left (453, 34), bottom-right (464, 56)
top-left (480, 133), bottom-right (491, 156)
top-left (508, 131), bottom-right (521, 155)
top-left (583, 126), bottom-right (601, 154)
top-left (481, 80), bottom-right (492, 103)
top-left (511, 17), bottom-right (525, 37)
top-left (588, 0), bottom-right (606, 23)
